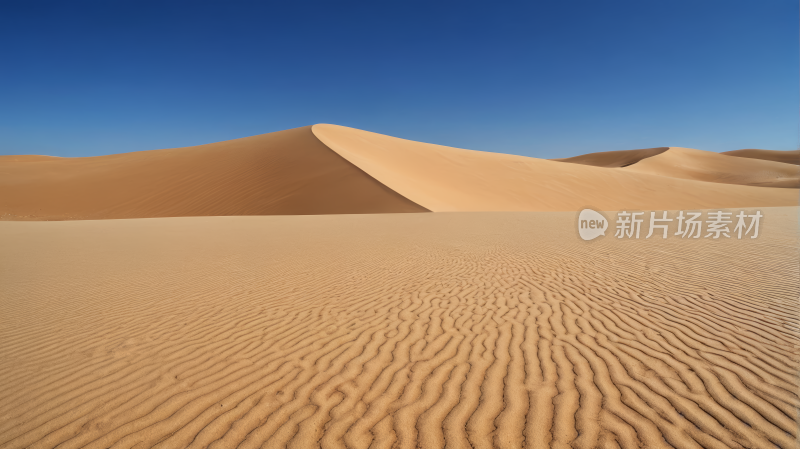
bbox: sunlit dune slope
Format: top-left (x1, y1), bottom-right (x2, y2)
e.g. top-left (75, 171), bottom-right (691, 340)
top-left (0, 126), bottom-right (427, 220)
top-left (622, 147), bottom-right (800, 188)
top-left (723, 148), bottom-right (800, 166)
top-left (552, 147), bottom-right (668, 167)
top-left (312, 124), bottom-right (797, 211)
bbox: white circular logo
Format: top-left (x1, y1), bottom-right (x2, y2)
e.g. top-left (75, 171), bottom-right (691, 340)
top-left (578, 209), bottom-right (608, 241)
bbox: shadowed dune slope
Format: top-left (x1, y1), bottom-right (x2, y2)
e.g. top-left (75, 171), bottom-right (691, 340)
top-left (312, 124), bottom-right (797, 211)
top-left (723, 148), bottom-right (800, 166)
top-left (0, 126), bottom-right (427, 220)
top-left (1, 209), bottom-right (798, 448)
top-left (552, 147), bottom-right (669, 167)
top-left (623, 147), bottom-right (800, 188)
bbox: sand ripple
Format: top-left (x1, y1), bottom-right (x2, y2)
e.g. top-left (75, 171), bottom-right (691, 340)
top-left (1, 209), bottom-right (797, 448)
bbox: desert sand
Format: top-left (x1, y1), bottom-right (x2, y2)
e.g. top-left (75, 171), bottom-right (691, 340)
top-left (0, 125), bottom-right (796, 220)
top-left (0, 126), bottom-right (426, 221)
top-left (1, 125), bottom-right (798, 449)
top-left (312, 125), bottom-right (796, 212)
top-left (723, 149), bottom-right (800, 166)
top-left (1, 209), bottom-right (798, 449)
top-left (551, 147), bottom-right (668, 167)
top-left (621, 147), bottom-right (800, 188)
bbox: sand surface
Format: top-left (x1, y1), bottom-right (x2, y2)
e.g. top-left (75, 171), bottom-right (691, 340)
top-left (723, 149), bottom-right (800, 166)
top-left (313, 125), bottom-right (796, 212)
top-left (622, 147), bottom-right (800, 188)
top-left (1, 208), bottom-right (798, 449)
top-left (552, 148), bottom-right (668, 168)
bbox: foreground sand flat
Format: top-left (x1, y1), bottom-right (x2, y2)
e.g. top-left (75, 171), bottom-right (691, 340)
top-left (1, 209), bottom-right (798, 449)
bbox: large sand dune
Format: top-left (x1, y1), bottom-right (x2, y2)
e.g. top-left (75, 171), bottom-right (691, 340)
top-left (313, 124), bottom-right (796, 211)
top-left (622, 147), bottom-right (800, 188)
top-left (0, 126), bottom-right (427, 220)
top-left (1, 209), bottom-right (797, 448)
top-left (1, 125), bottom-right (796, 220)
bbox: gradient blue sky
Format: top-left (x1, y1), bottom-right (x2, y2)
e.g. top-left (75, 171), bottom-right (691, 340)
top-left (1, 0), bottom-right (797, 158)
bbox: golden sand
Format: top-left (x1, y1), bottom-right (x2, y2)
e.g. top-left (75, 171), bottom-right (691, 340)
top-left (0, 125), bottom-right (796, 220)
top-left (1, 125), bottom-right (798, 448)
top-left (1, 208), bottom-right (798, 448)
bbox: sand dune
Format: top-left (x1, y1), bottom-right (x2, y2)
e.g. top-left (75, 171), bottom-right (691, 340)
top-left (313, 124), bottom-right (796, 211)
top-left (552, 147), bottom-right (668, 167)
top-left (1, 208), bottom-right (797, 448)
top-left (622, 147), bottom-right (800, 188)
top-left (0, 126), bottom-right (427, 220)
top-left (723, 148), bottom-right (800, 166)
top-left (2, 125), bottom-right (797, 220)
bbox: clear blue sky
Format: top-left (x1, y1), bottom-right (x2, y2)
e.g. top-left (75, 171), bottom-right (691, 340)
top-left (1, 0), bottom-right (797, 158)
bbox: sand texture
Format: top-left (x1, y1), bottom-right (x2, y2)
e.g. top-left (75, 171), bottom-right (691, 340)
top-left (723, 149), bottom-right (800, 166)
top-left (1, 208), bottom-right (798, 449)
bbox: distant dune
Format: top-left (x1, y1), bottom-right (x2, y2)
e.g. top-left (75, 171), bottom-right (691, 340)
top-left (551, 147), bottom-right (668, 167)
top-left (622, 147), bottom-right (800, 188)
top-left (723, 148), bottom-right (800, 166)
top-left (1, 125), bottom-right (796, 220)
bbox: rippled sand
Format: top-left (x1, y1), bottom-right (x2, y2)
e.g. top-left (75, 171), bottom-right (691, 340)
top-left (1, 208), bottom-right (797, 448)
